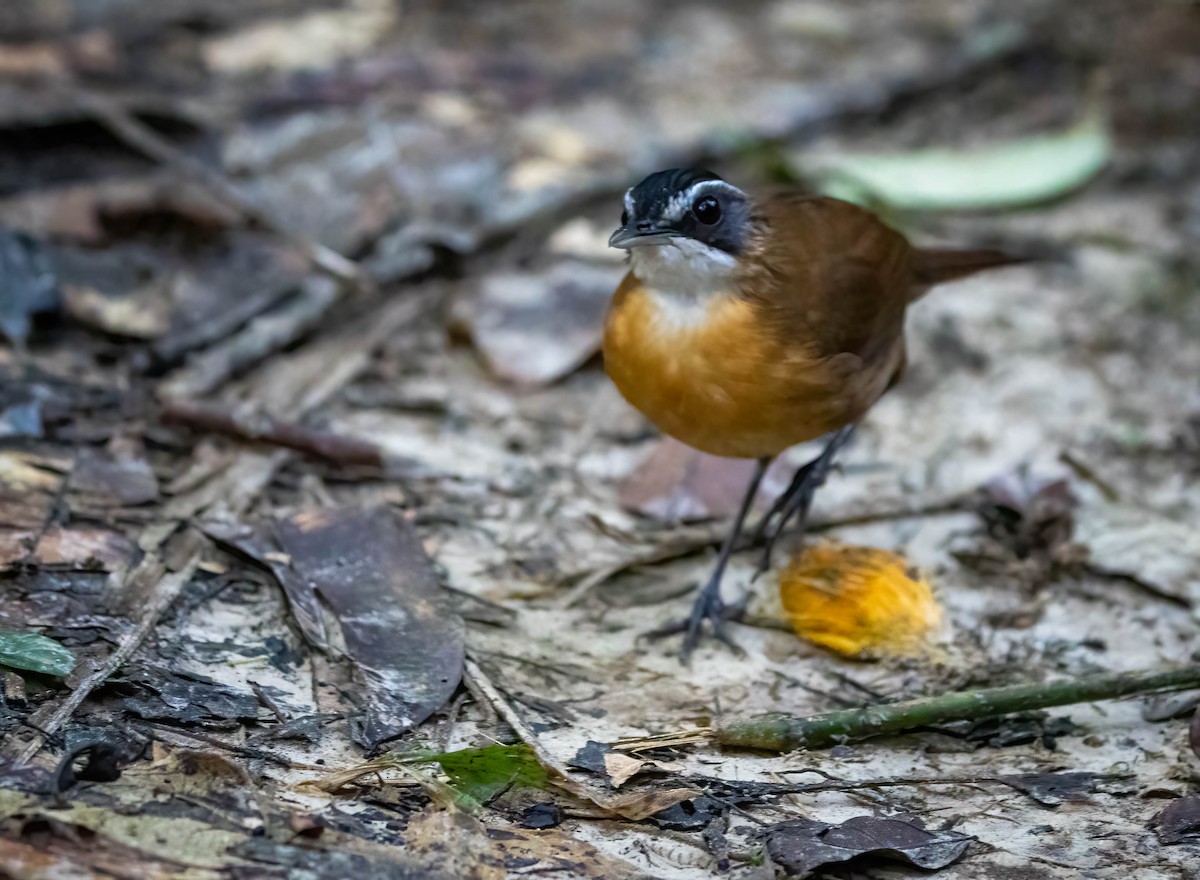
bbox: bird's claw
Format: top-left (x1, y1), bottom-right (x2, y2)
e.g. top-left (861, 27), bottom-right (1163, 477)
top-left (645, 577), bottom-right (747, 664)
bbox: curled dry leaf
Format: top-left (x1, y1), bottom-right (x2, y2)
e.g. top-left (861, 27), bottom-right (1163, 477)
top-left (779, 542), bottom-right (943, 658)
top-left (765, 815), bottom-right (974, 877)
top-left (469, 262), bottom-right (622, 387)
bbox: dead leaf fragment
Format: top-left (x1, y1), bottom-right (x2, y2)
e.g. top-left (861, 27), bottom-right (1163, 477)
top-left (1000, 772), bottom-right (1096, 807)
top-left (0, 228), bottom-right (61, 345)
top-left (1156, 796), bottom-right (1200, 844)
top-left (780, 542), bottom-right (943, 658)
top-left (765, 815), bottom-right (973, 877)
top-left (964, 467), bottom-right (1087, 582)
top-left (619, 438), bottom-right (765, 521)
top-left (1076, 500), bottom-right (1200, 607)
top-left (403, 807), bottom-right (505, 880)
top-left (270, 506), bottom-right (465, 750)
top-left (62, 284), bottom-right (171, 339)
top-left (602, 752), bottom-right (647, 788)
top-left (469, 262), bottom-right (620, 387)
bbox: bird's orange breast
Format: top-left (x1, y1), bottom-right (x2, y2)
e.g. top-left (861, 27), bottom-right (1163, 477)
top-left (603, 275), bottom-right (890, 459)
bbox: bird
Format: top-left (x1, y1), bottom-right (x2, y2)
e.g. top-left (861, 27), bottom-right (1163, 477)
top-left (602, 168), bottom-right (1023, 661)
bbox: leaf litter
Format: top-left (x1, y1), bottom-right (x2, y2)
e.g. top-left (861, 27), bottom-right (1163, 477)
top-left (0, 1), bottom-right (1198, 879)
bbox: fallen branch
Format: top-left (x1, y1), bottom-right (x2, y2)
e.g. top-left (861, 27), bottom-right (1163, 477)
top-left (555, 497), bottom-right (966, 608)
top-left (161, 398), bottom-right (384, 468)
top-left (716, 665), bottom-right (1200, 752)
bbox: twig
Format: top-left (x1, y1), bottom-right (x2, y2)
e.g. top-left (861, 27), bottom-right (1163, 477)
top-left (141, 721), bottom-right (325, 770)
top-left (556, 497), bottom-right (966, 608)
top-left (716, 665), bottom-right (1200, 752)
top-left (62, 84), bottom-right (366, 288)
top-left (161, 398), bottom-right (384, 467)
top-left (152, 281), bottom-right (297, 366)
top-left (249, 680), bottom-right (290, 724)
top-left (160, 278), bottom-right (340, 399)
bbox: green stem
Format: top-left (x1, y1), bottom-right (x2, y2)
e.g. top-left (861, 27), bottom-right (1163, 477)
top-left (717, 666), bottom-right (1200, 752)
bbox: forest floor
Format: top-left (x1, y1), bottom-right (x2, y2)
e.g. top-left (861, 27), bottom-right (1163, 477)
top-left (1, 1), bottom-right (1199, 878)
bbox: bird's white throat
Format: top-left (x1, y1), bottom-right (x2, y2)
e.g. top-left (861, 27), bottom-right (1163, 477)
top-left (629, 238), bottom-right (737, 300)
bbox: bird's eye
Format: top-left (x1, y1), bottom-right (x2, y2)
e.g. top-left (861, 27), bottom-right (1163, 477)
top-left (620, 210), bottom-right (629, 226)
top-left (692, 195), bottom-right (721, 224)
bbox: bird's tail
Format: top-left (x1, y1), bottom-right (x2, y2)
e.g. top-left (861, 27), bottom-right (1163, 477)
top-left (912, 247), bottom-right (1028, 289)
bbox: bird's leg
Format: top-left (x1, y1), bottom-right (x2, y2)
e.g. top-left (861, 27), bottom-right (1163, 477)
top-left (755, 424), bottom-right (856, 576)
top-left (645, 455), bottom-right (771, 663)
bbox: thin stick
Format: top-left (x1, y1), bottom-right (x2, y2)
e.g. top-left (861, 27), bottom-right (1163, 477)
top-left (159, 278), bottom-right (341, 400)
top-left (556, 497), bottom-right (966, 608)
top-left (717, 666), bottom-right (1200, 752)
top-left (161, 398), bottom-right (384, 467)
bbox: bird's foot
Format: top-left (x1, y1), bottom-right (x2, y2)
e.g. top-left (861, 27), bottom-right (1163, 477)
top-left (644, 572), bottom-right (746, 664)
top-left (752, 425), bottom-right (857, 578)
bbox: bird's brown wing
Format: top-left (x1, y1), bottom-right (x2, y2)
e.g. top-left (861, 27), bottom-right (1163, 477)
top-left (738, 193), bottom-right (915, 362)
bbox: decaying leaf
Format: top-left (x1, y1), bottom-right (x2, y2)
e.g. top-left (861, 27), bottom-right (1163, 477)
top-left (0, 629), bottom-right (75, 676)
top-left (765, 815), bottom-right (974, 877)
top-left (602, 751), bottom-right (649, 788)
top-left (71, 444), bottom-right (161, 509)
top-left (0, 227), bottom-right (61, 346)
top-left (975, 469), bottom-right (1079, 562)
top-left (779, 542), bottom-right (943, 658)
top-left (1, 524), bottom-right (136, 572)
top-left (1075, 500), bottom-right (1200, 607)
top-left (1156, 796), bottom-right (1200, 845)
top-left (418, 743), bottom-right (548, 809)
top-left (402, 807), bottom-right (505, 880)
top-left (618, 437), bottom-right (770, 521)
top-left (999, 771), bottom-right (1096, 807)
top-left (595, 787), bottom-right (700, 822)
top-left (806, 109), bottom-right (1110, 211)
top-left (468, 262), bottom-right (621, 387)
top-left (62, 283), bottom-right (171, 339)
top-left (0, 449), bottom-right (66, 530)
top-left (265, 506), bottom-right (465, 749)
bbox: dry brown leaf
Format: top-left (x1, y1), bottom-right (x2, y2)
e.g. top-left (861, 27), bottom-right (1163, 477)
top-left (402, 807), bottom-right (505, 880)
top-left (602, 752), bottom-right (647, 788)
top-left (597, 787), bottom-right (699, 822)
top-left (469, 262), bottom-right (621, 387)
top-left (780, 542), bottom-right (943, 658)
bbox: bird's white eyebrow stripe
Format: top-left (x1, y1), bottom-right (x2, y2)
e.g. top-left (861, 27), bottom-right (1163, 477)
top-left (624, 188), bottom-right (634, 217)
top-left (666, 180), bottom-right (746, 221)
top-left (684, 180), bottom-right (746, 202)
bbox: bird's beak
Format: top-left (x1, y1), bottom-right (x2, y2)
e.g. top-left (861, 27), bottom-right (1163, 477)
top-left (608, 226), bottom-right (678, 249)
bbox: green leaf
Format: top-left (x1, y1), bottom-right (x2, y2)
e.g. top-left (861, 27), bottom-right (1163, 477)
top-left (0, 630), bottom-right (76, 677)
top-left (803, 110), bottom-right (1111, 212)
top-left (411, 743), bottom-right (548, 808)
